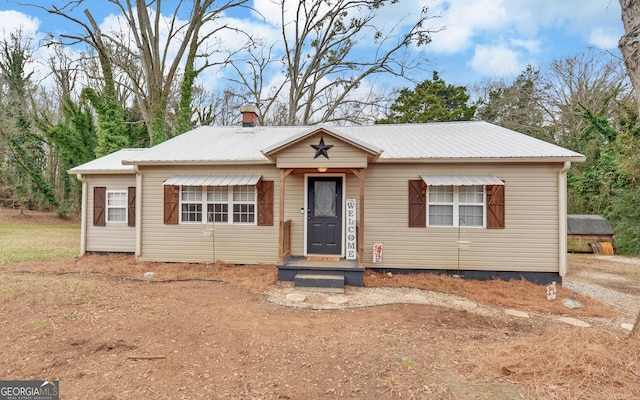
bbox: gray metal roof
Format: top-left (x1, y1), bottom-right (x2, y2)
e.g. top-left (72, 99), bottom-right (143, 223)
top-left (68, 148), bottom-right (146, 174)
top-left (567, 214), bottom-right (614, 235)
top-left (421, 174), bottom-right (505, 186)
top-left (116, 121), bottom-right (585, 166)
top-left (163, 175), bottom-right (262, 186)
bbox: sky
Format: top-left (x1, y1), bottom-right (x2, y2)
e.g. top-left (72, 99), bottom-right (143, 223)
top-left (0, 0), bottom-right (626, 94)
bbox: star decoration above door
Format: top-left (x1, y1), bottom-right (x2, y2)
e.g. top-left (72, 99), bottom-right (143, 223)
top-left (311, 137), bottom-right (333, 159)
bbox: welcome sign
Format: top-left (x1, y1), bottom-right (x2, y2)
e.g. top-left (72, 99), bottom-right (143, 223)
top-left (346, 198), bottom-right (357, 260)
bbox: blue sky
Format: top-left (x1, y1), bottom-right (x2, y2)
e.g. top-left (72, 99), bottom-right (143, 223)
top-left (0, 0), bottom-right (625, 92)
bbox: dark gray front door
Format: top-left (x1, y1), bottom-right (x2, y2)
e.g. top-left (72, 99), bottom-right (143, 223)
top-left (307, 176), bottom-right (342, 255)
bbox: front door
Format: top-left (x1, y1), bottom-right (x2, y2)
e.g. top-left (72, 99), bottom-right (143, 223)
top-left (307, 176), bottom-right (342, 255)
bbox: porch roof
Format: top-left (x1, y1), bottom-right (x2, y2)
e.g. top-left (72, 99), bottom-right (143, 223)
top-left (420, 174), bottom-right (505, 186)
top-left (163, 175), bottom-right (262, 186)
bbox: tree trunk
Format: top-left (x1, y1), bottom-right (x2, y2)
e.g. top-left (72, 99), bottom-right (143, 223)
top-left (619, 1), bottom-right (640, 338)
top-left (619, 0), bottom-right (640, 116)
top-left (631, 310), bottom-right (640, 338)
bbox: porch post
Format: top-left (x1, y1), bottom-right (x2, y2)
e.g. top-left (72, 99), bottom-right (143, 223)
top-left (358, 168), bottom-right (365, 267)
top-left (278, 169), bottom-right (293, 264)
top-left (350, 168), bottom-right (366, 267)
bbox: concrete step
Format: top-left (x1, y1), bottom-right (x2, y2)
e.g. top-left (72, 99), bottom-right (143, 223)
top-left (294, 272), bottom-right (345, 293)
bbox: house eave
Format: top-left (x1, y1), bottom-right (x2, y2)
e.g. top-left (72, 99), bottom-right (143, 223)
top-left (122, 159), bottom-right (275, 167)
top-left (372, 156), bottom-right (586, 164)
top-left (67, 169), bottom-right (135, 175)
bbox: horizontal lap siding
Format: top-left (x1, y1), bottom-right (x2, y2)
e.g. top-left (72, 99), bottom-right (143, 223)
top-left (283, 174), bottom-right (306, 256)
top-left (276, 135), bottom-right (368, 168)
top-left (362, 163), bottom-right (561, 273)
top-left (85, 175), bottom-right (136, 252)
top-left (138, 165), bottom-right (280, 264)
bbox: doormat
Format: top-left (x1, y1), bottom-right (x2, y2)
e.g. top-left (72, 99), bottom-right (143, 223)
top-left (307, 256), bottom-right (341, 262)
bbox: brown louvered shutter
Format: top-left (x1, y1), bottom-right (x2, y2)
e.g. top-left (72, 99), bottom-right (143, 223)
top-left (487, 184), bottom-right (505, 229)
top-left (164, 185), bottom-right (180, 224)
top-left (257, 180), bottom-right (274, 226)
top-left (93, 186), bottom-right (106, 226)
top-left (408, 180), bottom-right (426, 227)
top-left (127, 186), bottom-right (136, 227)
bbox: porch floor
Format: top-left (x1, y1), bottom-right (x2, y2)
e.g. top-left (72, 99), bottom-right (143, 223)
top-left (277, 256), bottom-right (365, 287)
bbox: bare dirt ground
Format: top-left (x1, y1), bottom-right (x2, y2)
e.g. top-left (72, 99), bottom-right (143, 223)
top-left (1, 209), bottom-right (640, 399)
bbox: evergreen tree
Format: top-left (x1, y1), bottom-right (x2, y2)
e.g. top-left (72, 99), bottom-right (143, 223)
top-left (376, 72), bottom-right (476, 124)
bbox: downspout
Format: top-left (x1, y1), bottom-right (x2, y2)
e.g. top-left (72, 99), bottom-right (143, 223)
top-left (76, 173), bottom-right (87, 256)
top-left (134, 165), bottom-right (142, 260)
top-left (558, 161), bottom-right (571, 277)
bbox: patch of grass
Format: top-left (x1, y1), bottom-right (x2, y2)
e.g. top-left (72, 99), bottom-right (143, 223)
top-left (0, 224), bottom-right (79, 264)
top-left (64, 311), bottom-right (78, 320)
top-left (37, 318), bottom-right (52, 330)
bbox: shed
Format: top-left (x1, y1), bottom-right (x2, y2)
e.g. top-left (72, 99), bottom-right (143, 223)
top-left (567, 214), bottom-right (614, 254)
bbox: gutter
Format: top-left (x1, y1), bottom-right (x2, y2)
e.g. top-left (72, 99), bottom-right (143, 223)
top-left (558, 161), bottom-right (571, 277)
top-left (76, 173), bottom-right (87, 256)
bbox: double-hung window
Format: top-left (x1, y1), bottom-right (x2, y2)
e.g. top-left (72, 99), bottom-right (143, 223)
top-left (232, 185), bottom-right (255, 223)
top-left (428, 185), bottom-right (485, 227)
top-left (207, 186), bottom-right (229, 222)
top-left (179, 185), bottom-right (256, 224)
top-left (181, 186), bottom-right (203, 222)
top-left (106, 191), bottom-right (127, 223)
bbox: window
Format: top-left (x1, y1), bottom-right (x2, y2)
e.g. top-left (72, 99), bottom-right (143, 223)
top-left (106, 191), bottom-right (127, 223)
top-left (178, 185), bottom-right (256, 224)
top-left (232, 185), bottom-right (255, 223)
top-left (428, 185), bottom-right (485, 227)
top-left (181, 186), bottom-right (203, 222)
top-left (207, 186), bottom-right (228, 222)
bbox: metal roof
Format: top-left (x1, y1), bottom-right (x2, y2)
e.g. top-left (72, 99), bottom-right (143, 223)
top-left (567, 214), bottom-right (614, 235)
top-left (118, 121), bottom-right (584, 166)
top-left (163, 175), bottom-right (262, 186)
top-left (420, 175), bottom-right (505, 186)
top-left (68, 148), bottom-right (146, 174)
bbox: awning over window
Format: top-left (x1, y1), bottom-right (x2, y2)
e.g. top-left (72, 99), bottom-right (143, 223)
top-left (163, 175), bottom-right (262, 186)
top-left (420, 175), bottom-right (504, 186)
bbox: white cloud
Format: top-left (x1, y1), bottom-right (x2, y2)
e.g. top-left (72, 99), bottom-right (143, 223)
top-left (510, 38), bottom-right (540, 54)
top-left (0, 10), bottom-right (40, 39)
top-left (589, 27), bottom-right (620, 50)
top-left (470, 44), bottom-right (523, 77)
top-left (428, 0), bottom-right (509, 53)
top-left (504, 0), bottom-right (622, 48)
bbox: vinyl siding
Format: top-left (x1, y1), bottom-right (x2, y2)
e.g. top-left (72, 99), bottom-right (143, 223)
top-left (360, 163), bottom-right (562, 273)
top-left (85, 175), bottom-right (136, 253)
top-left (275, 134), bottom-right (369, 168)
top-left (137, 165), bottom-right (280, 264)
top-left (135, 161), bottom-right (564, 273)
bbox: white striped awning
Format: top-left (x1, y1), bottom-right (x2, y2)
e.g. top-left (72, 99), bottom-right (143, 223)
top-left (163, 175), bottom-right (262, 186)
top-left (420, 175), bottom-right (504, 186)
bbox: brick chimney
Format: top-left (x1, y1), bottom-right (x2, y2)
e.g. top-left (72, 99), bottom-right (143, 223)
top-left (240, 105), bottom-right (258, 127)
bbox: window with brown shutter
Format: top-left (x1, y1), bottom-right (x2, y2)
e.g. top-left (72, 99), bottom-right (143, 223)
top-left (93, 186), bottom-right (106, 226)
top-left (164, 185), bottom-right (180, 224)
top-left (128, 187), bottom-right (136, 227)
top-left (257, 180), bottom-right (274, 226)
top-left (408, 180), bottom-right (426, 227)
top-left (486, 184), bottom-right (505, 229)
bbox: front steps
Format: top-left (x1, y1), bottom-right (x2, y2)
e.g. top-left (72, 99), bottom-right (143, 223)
top-left (294, 271), bottom-right (345, 293)
top-left (277, 256), bottom-right (365, 291)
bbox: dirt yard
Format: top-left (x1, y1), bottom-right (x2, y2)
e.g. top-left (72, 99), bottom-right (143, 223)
top-left (1, 209), bottom-right (639, 399)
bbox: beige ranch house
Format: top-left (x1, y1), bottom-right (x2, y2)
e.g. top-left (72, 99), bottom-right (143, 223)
top-left (69, 112), bottom-right (585, 286)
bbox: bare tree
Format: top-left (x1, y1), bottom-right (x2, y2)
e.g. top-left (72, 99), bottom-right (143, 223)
top-left (619, 0), bottom-right (640, 116)
top-left (41, 0), bottom-right (248, 144)
top-left (618, 0), bottom-right (640, 338)
top-left (234, 0), bottom-right (438, 125)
